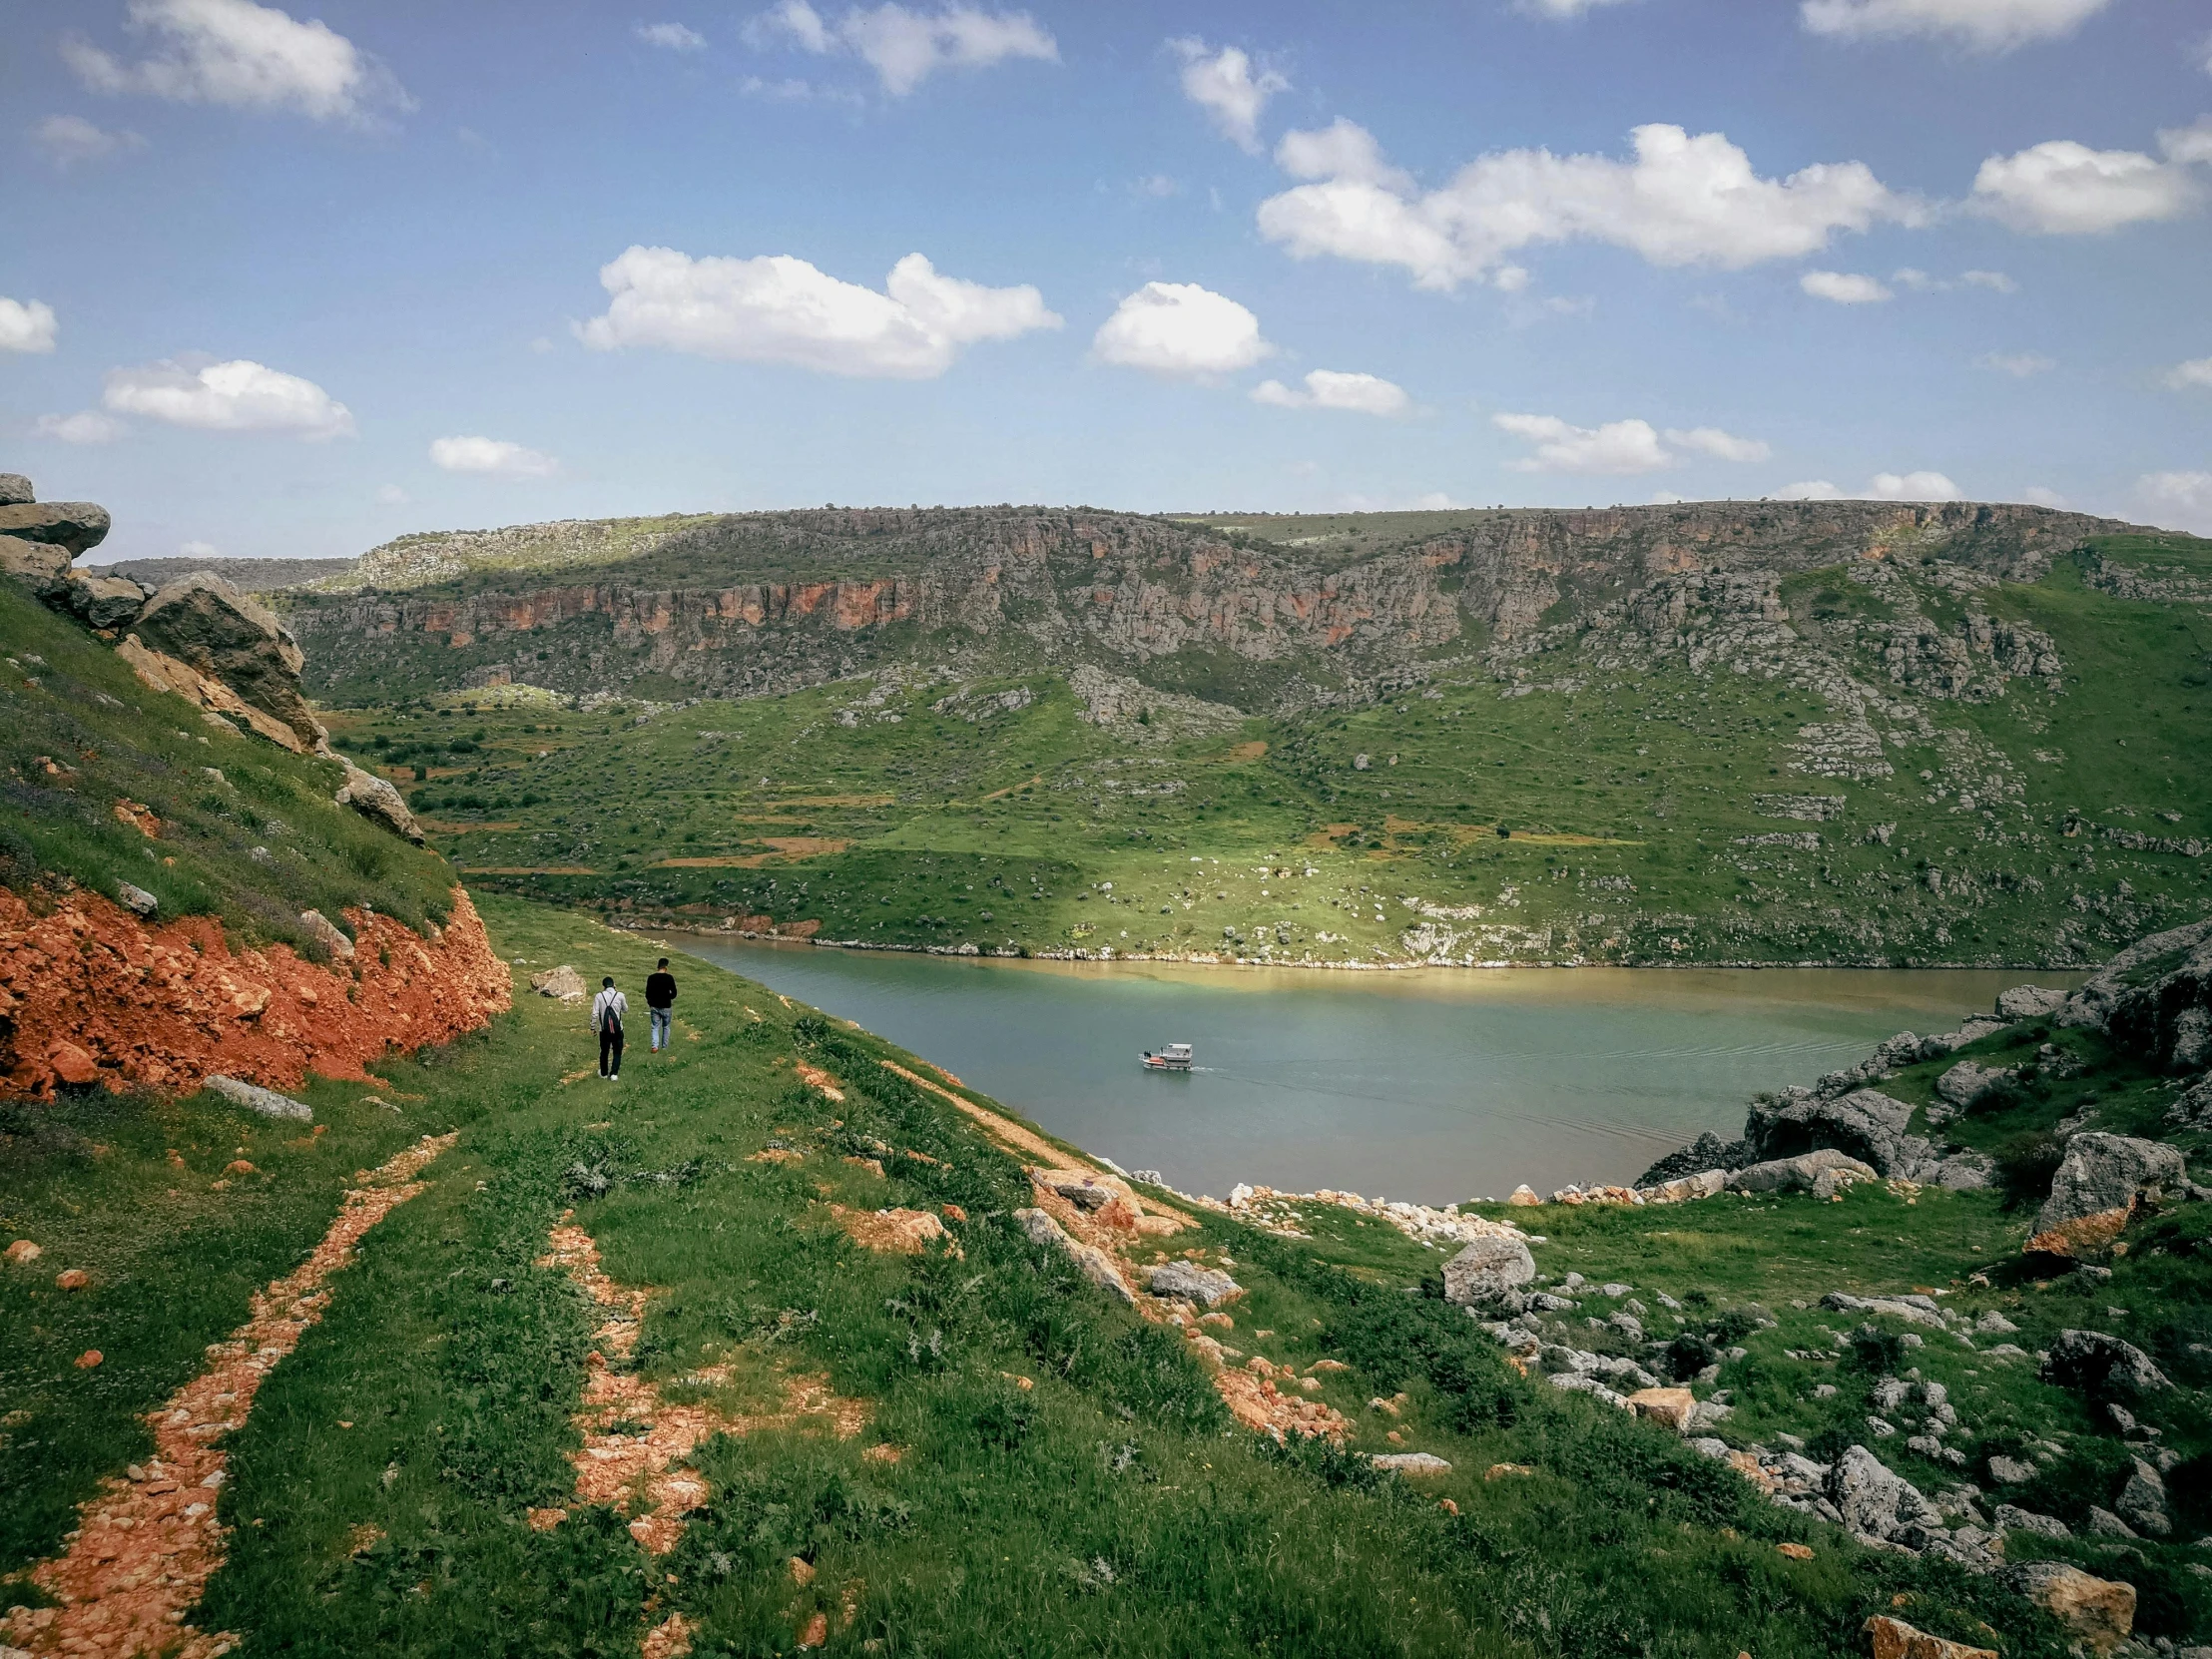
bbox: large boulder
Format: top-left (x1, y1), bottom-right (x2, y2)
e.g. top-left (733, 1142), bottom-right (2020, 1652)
top-left (2059, 918), bottom-right (2212, 1071)
top-left (2038, 1330), bottom-right (2171, 1399)
top-left (1997, 1562), bottom-right (2134, 1657)
top-left (1635, 1130), bottom-right (1750, 1186)
top-left (0, 533), bottom-right (70, 596)
top-left (62, 571), bottom-right (151, 630)
top-left (0, 500), bottom-right (111, 556)
top-left (130, 573), bottom-right (324, 751)
top-left (333, 758), bottom-right (425, 844)
top-left (1996, 984), bottom-right (2068, 1020)
top-left (0, 474), bottom-right (33, 506)
top-left (1935, 1060), bottom-right (2012, 1109)
top-left (1746, 1088), bottom-right (1917, 1174)
top-left (2028, 1132), bottom-right (2187, 1255)
top-left (1727, 1147), bottom-right (1877, 1197)
top-left (1826, 1443), bottom-right (1941, 1546)
top-left (1145, 1261), bottom-right (1242, 1307)
top-left (1440, 1229), bottom-right (1536, 1307)
top-left (1865, 1616), bottom-right (1996, 1659)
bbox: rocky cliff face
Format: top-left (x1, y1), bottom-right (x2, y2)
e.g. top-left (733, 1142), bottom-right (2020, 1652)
top-left (282, 499), bottom-right (2133, 710)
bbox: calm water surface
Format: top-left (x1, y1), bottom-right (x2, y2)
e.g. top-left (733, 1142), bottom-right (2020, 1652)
top-left (675, 939), bottom-right (2078, 1206)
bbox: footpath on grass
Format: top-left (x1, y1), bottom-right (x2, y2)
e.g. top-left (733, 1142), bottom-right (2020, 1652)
top-left (3, 892), bottom-right (2205, 1657)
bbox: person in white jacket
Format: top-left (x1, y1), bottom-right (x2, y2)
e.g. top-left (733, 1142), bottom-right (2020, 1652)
top-left (592, 977), bottom-right (627, 1080)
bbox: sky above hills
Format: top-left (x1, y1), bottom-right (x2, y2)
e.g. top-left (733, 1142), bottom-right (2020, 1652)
top-left (4, 0), bottom-right (2211, 562)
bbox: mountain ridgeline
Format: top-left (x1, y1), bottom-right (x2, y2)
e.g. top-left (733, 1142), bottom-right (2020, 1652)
top-left (283, 500), bottom-right (2136, 711)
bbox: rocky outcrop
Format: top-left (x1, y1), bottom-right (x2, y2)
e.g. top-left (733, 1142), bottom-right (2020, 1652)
top-left (114, 632), bottom-right (314, 752)
top-left (333, 758), bottom-right (425, 843)
top-left (1998, 1562), bottom-right (2134, 1656)
top-left (2028, 1132), bottom-right (2188, 1256)
top-left (1441, 1230), bottom-right (1536, 1307)
top-left (2058, 917), bottom-right (2212, 1070)
top-left (0, 473), bottom-right (32, 506)
top-left (1744, 1087), bottom-right (1990, 1189)
top-left (0, 884), bottom-right (510, 1099)
top-left (2038, 1330), bottom-right (2170, 1399)
top-left (1727, 1148), bottom-right (1876, 1198)
top-left (0, 499), bottom-right (111, 556)
top-left (131, 573), bottom-right (326, 752)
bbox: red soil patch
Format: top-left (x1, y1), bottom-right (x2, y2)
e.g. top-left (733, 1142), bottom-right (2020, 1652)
top-left (2, 1132), bottom-right (457, 1659)
top-left (827, 1204), bottom-right (947, 1255)
top-left (0, 885), bottom-right (511, 1100)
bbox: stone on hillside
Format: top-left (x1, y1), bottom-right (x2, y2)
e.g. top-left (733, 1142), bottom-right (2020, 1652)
top-left (1997, 984), bottom-right (2069, 1020)
top-left (1044, 1172), bottom-right (1117, 1211)
top-left (2114, 1457), bottom-right (2170, 1536)
top-left (1993, 1503), bottom-right (2069, 1538)
top-left (2029, 1133), bottom-right (2187, 1256)
top-left (297, 909), bottom-right (355, 960)
top-left (1729, 1148), bottom-right (1878, 1197)
top-left (1973, 1311), bottom-right (2017, 1335)
top-left (203, 1075), bottom-right (312, 1122)
top-left (334, 757), bottom-right (425, 843)
top-left (1637, 1168), bottom-right (1726, 1204)
top-left (2168, 1074), bottom-right (2212, 1131)
top-left (1505, 1183), bottom-right (1542, 1206)
top-left (0, 474), bottom-right (32, 506)
top-left (63, 571), bottom-right (150, 630)
top-left (1012, 1207), bottom-right (1133, 1305)
top-left (131, 572), bottom-right (324, 750)
top-left (1626, 1386), bottom-right (1696, 1431)
top-left (1440, 1230), bottom-right (1535, 1307)
top-left (1865, 1614), bottom-right (1997, 1659)
top-left (1371, 1452), bottom-right (1452, 1474)
top-left (0, 500), bottom-right (111, 555)
top-left (1999, 1562), bottom-right (2135, 1656)
top-left (0, 533), bottom-right (71, 595)
top-left (116, 881), bottom-right (158, 917)
top-left (1827, 1444), bottom-right (1941, 1546)
top-left (1746, 1088), bottom-right (1920, 1176)
top-left (1936, 1061), bottom-right (2013, 1108)
top-left (529, 964), bottom-right (586, 999)
top-left (2086, 1506), bottom-right (2137, 1538)
top-left (2058, 918), bottom-right (2212, 1073)
top-left (2040, 1330), bottom-right (2170, 1398)
top-left (1146, 1260), bottom-right (1241, 1307)
top-left (1635, 1130), bottom-right (1749, 1187)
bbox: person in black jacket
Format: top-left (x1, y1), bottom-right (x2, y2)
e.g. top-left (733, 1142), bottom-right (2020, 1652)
top-left (645, 957), bottom-right (678, 1052)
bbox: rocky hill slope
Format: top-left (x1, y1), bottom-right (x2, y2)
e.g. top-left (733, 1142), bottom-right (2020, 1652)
top-left (0, 473), bottom-right (508, 1098)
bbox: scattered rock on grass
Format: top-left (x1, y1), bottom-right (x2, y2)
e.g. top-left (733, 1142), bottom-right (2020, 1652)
top-left (1440, 1230), bottom-right (1535, 1308)
top-left (203, 1074), bottom-right (311, 1122)
top-left (1864, 1614), bottom-right (1996, 1659)
top-left (1371, 1452), bottom-right (1451, 1475)
top-left (1145, 1261), bottom-right (1241, 1307)
top-left (530, 964), bottom-right (587, 1000)
top-left (1999, 1562), bottom-right (2135, 1656)
top-left (1626, 1386), bottom-right (1696, 1432)
top-left (2039, 1330), bottom-right (2170, 1398)
top-left (2028, 1133), bottom-right (2187, 1257)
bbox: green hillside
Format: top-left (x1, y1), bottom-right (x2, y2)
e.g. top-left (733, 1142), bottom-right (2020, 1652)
top-left (327, 531), bottom-right (2212, 965)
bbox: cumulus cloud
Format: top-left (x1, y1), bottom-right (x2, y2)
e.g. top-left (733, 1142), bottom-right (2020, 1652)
top-left (33, 113), bottom-right (147, 166)
top-left (1775, 479), bottom-right (1843, 499)
top-left (180, 539), bottom-right (221, 558)
top-left (1976, 350), bottom-right (2054, 376)
top-left (1800, 0), bottom-right (2115, 50)
top-left (1492, 413), bottom-right (1767, 472)
top-left (2165, 117), bottom-right (2212, 166)
top-left (1519, 0), bottom-right (1639, 16)
top-left (1801, 270), bottom-right (1893, 303)
top-left (33, 410), bottom-right (128, 444)
top-left (63, 0), bottom-right (407, 123)
top-left (2020, 485), bottom-right (2069, 508)
top-left (1970, 133), bottom-right (2205, 234)
top-left (429, 436), bottom-right (559, 478)
top-left (1258, 120), bottom-right (1921, 289)
top-left (1170, 38), bottom-right (1288, 153)
top-left (0, 297), bottom-right (59, 353)
top-left (577, 246), bottom-right (1060, 378)
top-left (1091, 282), bottom-right (1273, 378)
top-left (750, 1), bottom-right (1056, 96)
top-left (1250, 370), bottom-right (1409, 416)
top-left (1889, 266), bottom-right (2018, 292)
top-left (1774, 471), bottom-right (1960, 500)
top-left (2138, 471), bottom-right (2212, 532)
top-left (103, 356), bottom-right (354, 437)
top-left (636, 21), bottom-right (707, 50)
top-left (2165, 355), bottom-right (2212, 389)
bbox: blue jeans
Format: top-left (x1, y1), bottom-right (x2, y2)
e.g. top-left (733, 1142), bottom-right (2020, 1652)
top-left (650, 1007), bottom-right (673, 1050)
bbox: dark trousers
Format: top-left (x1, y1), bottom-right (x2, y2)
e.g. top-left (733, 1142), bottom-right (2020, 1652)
top-left (600, 1025), bottom-right (624, 1076)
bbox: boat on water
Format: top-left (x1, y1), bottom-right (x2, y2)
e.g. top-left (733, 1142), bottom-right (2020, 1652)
top-left (1141, 1042), bottom-right (1193, 1072)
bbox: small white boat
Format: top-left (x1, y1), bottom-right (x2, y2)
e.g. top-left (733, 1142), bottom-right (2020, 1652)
top-left (1141, 1042), bottom-right (1194, 1072)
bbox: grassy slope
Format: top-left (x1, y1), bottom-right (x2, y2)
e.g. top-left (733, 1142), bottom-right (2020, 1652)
top-left (0, 582), bottom-right (456, 951)
top-left (327, 539), bottom-right (2212, 964)
top-left (3, 893), bottom-right (2150, 1656)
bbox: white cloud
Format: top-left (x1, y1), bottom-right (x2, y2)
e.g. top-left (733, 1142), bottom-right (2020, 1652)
top-left (1091, 282), bottom-right (1273, 378)
top-left (33, 410), bottom-right (128, 444)
top-left (577, 246), bottom-right (1060, 378)
top-left (33, 113), bottom-right (147, 166)
top-left (430, 436), bottom-right (559, 478)
top-left (752, 2), bottom-right (1056, 96)
top-left (375, 482), bottom-right (410, 505)
top-left (1519, 0), bottom-right (1639, 16)
top-left (1494, 414), bottom-right (1671, 474)
top-left (1960, 269), bottom-right (2018, 292)
top-left (1665, 425), bottom-right (1772, 462)
top-left (1976, 350), bottom-right (2054, 376)
top-left (1493, 412), bottom-right (1768, 472)
top-left (63, 0), bottom-right (406, 123)
top-left (2164, 117), bottom-right (2212, 167)
top-left (1250, 370), bottom-right (1410, 416)
top-left (1775, 472), bottom-right (1960, 500)
top-left (1276, 118), bottom-right (1409, 190)
top-left (1170, 38), bottom-right (1288, 154)
top-left (2165, 355), bottom-right (2212, 389)
top-left (1258, 120), bottom-right (1921, 289)
top-left (1890, 266), bottom-right (2018, 293)
top-left (103, 356), bottom-right (354, 437)
top-left (1801, 0), bottom-right (2115, 50)
top-left (2137, 470), bottom-right (2212, 533)
top-left (1869, 469), bottom-right (1962, 500)
top-left (636, 21), bottom-right (707, 50)
top-left (1801, 270), bottom-right (1893, 303)
top-left (1411, 492), bottom-right (1465, 509)
top-left (0, 297), bottom-right (59, 353)
top-left (2020, 485), bottom-right (2069, 508)
top-left (1970, 138), bottom-right (2202, 234)
top-left (180, 539), bottom-right (221, 558)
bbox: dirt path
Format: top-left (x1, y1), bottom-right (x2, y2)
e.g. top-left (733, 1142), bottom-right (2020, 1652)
top-left (3, 1133), bottom-right (459, 1659)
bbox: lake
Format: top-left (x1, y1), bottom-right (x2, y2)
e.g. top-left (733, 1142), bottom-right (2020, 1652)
top-left (673, 938), bottom-right (2075, 1206)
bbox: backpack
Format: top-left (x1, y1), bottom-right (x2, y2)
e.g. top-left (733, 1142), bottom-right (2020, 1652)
top-left (599, 996), bottom-right (622, 1036)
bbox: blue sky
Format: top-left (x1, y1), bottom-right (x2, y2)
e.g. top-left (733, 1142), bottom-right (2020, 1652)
top-left (3, 0), bottom-right (2210, 563)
